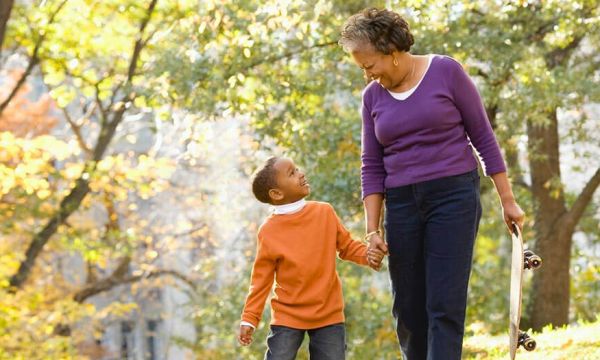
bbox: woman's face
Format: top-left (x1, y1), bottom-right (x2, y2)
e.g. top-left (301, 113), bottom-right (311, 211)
top-left (351, 46), bottom-right (396, 88)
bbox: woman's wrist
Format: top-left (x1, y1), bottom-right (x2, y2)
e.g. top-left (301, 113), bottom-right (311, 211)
top-left (499, 193), bottom-right (516, 206)
top-left (491, 172), bottom-right (517, 206)
top-left (366, 225), bottom-right (380, 232)
top-left (364, 229), bottom-right (381, 242)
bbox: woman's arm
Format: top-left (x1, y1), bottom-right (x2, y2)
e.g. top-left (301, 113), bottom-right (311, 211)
top-left (364, 193), bottom-right (388, 262)
top-left (447, 59), bottom-right (524, 231)
top-left (364, 193), bottom-right (384, 233)
top-left (490, 172), bottom-right (525, 230)
top-left (360, 89), bottom-right (387, 259)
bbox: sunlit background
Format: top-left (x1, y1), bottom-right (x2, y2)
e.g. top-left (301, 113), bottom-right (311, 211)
top-left (0, 0), bottom-right (599, 359)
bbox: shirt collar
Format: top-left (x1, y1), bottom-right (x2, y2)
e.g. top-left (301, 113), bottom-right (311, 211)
top-left (272, 198), bottom-right (306, 215)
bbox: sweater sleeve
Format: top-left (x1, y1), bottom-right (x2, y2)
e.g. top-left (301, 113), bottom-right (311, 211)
top-left (361, 88), bottom-right (387, 199)
top-left (448, 58), bottom-right (507, 176)
top-left (330, 205), bottom-right (368, 266)
top-left (240, 231), bottom-right (276, 328)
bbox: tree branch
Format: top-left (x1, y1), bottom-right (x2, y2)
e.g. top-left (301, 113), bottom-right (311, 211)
top-left (0, 45), bottom-right (40, 115)
top-left (8, 175), bottom-right (93, 290)
top-left (223, 40), bottom-right (338, 81)
top-left (74, 265), bottom-right (195, 303)
top-left (53, 258), bottom-right (193, 337)
top-left (62, 107), bottom-right (93, 157)
top-left (564, 168), bottom-right (600, 230)
top-left (127, 0), bottom-right (157, 82)
top-left (0, 0), bottom-right (68, 116)
top-left (94, 83), bottom-right (108, 125)
top-left (170, 224), bottom-right (207, 238)
top-left (8, 0), bottom-right (158, 291)
top-left (545, 35), bottom-right (584, 69)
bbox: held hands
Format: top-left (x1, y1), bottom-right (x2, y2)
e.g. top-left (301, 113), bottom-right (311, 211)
top-left (238, 325), bottom-right (254, 346)
top-left (367, 247), bottom-right (386, 271)
top-left (367, 232), bottom-right (389, 271)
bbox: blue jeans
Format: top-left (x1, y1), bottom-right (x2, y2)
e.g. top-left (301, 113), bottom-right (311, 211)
top-left (264, 323), bottom-right (346, 360)
top-left (384, 170), bottom-right (482, 360)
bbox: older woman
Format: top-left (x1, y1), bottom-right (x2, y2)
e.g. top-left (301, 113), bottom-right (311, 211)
top-left (339, 8), bottom-right (524, 360)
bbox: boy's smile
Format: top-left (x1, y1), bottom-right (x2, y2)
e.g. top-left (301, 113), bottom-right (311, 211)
top-left (270, 157), bottom-right (310, 204)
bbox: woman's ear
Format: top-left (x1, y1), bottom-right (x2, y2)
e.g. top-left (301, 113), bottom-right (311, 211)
top-left (268, 188), bottom-right (284, 202)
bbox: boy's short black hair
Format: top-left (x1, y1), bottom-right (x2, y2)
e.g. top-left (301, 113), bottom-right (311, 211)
top-left (251, 156), bottom-right (280, 204)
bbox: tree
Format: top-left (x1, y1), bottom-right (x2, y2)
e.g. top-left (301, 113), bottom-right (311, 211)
top-left (4, 0), bottom-right (160, 290)
top-left (1, 1), bottom-right (206, 356)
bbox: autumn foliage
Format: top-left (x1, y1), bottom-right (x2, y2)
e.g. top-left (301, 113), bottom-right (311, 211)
top-left (0, 68), bottom-right (58, 137)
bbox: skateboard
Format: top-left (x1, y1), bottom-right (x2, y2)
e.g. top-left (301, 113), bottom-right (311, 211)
top-left (509, 223), bottom-right (542, 359)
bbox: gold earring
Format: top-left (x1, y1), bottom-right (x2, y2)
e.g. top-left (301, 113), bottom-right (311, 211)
top-left (393, 57), bottom-right (398, 66)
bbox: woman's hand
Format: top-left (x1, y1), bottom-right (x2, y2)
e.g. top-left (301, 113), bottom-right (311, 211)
top-left (367, 233), bottom-right (388, 270)
top-left (490, 172), bottom-right (525, 232)
top-left (502, 199), bottom-right (525, 232)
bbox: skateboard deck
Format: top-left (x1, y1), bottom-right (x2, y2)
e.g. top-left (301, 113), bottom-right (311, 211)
top-left (509, 223), bottom-right (541, 359)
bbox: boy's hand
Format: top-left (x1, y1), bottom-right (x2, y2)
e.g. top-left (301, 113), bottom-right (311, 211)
top-left (367, 247), bottom-right (385, 271)
top-left (238, 325), bottom-right (254, 346)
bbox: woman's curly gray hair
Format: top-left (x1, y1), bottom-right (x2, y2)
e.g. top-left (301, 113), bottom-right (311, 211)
top-left (339, 8), bottom-right (414, 54)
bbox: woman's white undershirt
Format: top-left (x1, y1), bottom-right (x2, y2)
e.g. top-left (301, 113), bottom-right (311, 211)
top-left (387, 54), bottom-right (433, 100)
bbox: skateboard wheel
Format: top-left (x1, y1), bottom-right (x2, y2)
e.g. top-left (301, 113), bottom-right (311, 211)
top-left (523, 338), bottom-right (536, 351)
top-left (518, 331), bottom-right (536, 351)
top-left (529, 255), bottom-right (542, 268)
top-left (524, 251), bottom-right (542, 269)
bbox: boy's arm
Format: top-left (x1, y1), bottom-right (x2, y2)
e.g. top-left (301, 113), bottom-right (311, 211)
top-left (240, 234), bottom-right (276, 328)
top-left (331, 205), bottom-right (369, 266)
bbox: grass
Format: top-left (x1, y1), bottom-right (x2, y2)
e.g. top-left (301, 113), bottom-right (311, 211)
top-left (463, 320), bottom-right (600, 359)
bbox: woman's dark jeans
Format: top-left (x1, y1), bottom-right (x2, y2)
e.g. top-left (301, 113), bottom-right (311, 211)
top-left (384, 169), bottom-right (482, 360)
top-left (264, 323), bottom-right (346, 360)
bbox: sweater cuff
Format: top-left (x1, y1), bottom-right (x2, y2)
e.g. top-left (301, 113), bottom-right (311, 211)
top-left (240, 321), bottom-right (256, 329)
top-left (361, 188), bottom-right (385, 200)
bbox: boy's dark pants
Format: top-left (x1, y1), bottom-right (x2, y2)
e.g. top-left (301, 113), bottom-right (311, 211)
top-left (264, 323), bottom-right (345, 360)
top-left (384, 170), bottom-right (482, 360)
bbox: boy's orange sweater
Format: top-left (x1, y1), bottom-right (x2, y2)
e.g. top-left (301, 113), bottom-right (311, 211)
top-left (241, 201), bottom-right (369, 329)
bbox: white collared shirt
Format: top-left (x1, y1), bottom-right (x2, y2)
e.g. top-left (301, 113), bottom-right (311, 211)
top-left (272, 198), bottom-right (306, 215)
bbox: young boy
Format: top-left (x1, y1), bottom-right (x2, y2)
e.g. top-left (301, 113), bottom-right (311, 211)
top-left (238, 156), bottom-right (385, 359)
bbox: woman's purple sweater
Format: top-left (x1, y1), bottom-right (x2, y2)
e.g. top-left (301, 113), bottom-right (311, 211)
top-left (360, 55), bottom-right (506, 199)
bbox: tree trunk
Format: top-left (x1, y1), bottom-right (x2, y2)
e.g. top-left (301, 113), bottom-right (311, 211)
top-left (523, 32), bottom-right (600, 330)
top-left (525, 109), bottom-right (571, 329)
top-left (527, 222), bottom-right (573, 329)
top-left (0, 0), bottom-right (14, 52)
top-left (9, 177), bottom-right (91, 289)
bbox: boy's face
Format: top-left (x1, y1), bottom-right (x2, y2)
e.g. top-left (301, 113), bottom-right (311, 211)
top-left (269, 157), bottom-right (310, 205)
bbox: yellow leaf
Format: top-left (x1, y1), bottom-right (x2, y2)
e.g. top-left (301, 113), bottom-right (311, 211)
top-left (36, 189), bottom-right (51, 200)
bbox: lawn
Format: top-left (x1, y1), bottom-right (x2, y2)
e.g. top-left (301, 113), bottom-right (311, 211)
top-left (463, 320), bottom-right (600, 359)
